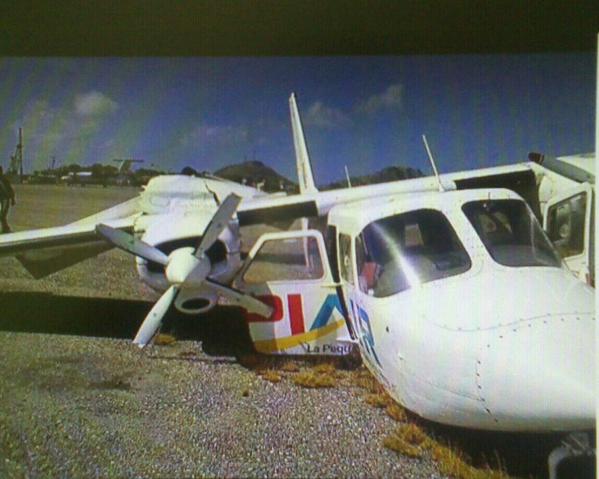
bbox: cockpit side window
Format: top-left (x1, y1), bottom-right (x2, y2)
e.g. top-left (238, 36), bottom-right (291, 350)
top-left (462, 199), bottom-right (561, 268)
top-left (355, 209), bottom-right (471, 297)
top-left (546, 192), bottom-right (587, 258)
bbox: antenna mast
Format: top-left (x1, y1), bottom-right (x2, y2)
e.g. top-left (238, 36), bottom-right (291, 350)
top-left (344, 165), bottom-right (352, 187)
top-left (422, 134), bottom-right (444, 192)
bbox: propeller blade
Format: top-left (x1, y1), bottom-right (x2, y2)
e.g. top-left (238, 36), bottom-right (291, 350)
top-left (204, 278), bottom-right (272, 317)
top-left (96, 223), bottom-right (169, 266)
top-left (133, 286), bottom-right (178, 347)
top-left (195, 194), bottom-right (241, 258)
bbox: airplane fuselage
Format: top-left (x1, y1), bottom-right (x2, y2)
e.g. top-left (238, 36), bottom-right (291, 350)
top-left (326, 188), bottom-right (595, 432)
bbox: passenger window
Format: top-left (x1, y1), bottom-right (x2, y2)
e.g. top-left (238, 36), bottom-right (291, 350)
top-left (338, 233), bottom-right (354, 285)
top-left (546, 192), bottom-right (587, 258)
top-left (243, 236), bottom-right (324, 283)
top-left (355, 209), bottom-right (471, 297)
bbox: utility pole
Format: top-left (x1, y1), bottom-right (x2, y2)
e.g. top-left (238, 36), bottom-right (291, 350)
top-left (9, 128), bottom-right (23, 182)
top-left (18, 128), bottom-right (23, 180)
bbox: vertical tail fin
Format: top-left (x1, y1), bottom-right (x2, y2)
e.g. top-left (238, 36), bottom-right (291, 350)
top-left (289, 93), bottom-right (318, 193)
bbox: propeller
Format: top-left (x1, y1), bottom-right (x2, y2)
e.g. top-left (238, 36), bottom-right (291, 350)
top-left (95, 224), bottom-right (169, 266)
top-left (96, 193), bottom-right (272, 348)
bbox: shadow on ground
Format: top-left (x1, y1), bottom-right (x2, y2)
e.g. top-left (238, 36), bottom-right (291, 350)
top-left (0, 292), bottom-right (253, 356)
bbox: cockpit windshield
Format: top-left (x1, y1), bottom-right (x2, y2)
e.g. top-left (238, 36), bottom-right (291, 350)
top-left (462, 199), bottom-right (561, 268)
top-left (355, 209), bottom-right (471, 297)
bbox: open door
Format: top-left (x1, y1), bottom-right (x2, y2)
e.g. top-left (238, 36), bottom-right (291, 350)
top-left (544, 182), bottom-right (594, 285)
top-left (234, 229), bottom-right (353, 355)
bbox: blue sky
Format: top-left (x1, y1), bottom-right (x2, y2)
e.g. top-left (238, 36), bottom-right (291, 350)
top-left (0, 55), bottom-right (594, 185)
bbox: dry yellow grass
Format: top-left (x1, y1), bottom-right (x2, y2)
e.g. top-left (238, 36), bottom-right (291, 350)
top-left (383, 424), bottom-right (427, 458)
top-left (430, 442), bottom-right (509, 479)
top-left (385, 402), bottom-right (408, 422)
top-left (312, 362), bottom-right (336, 375)
top-left (259, 370), bottom-right (282, 383)
top-left (364, 392), bottom-right (392, 408)
top-left (292, 370), bottom-right (336, 388)
top-left (352, 367), bottom-right (386, 394)
top-left (279, 360), bottom-right (300, 372)
top-left (355, 369), bottom-right (509, 479)
top-left (154, 333), bottom-right (176, 346)
top-left (244, 356), bottom-right (509, 478)
top-left (383, 434), bottom-right (424, 458)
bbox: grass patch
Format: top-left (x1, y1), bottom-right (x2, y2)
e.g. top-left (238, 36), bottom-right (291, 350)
top-left (154, 333), bottom-right (176, 346)
top-left (385, 403), bottom-right (407, 422)
top-left (311, 362), bottom-right (336, 375)
top-left (430, 442), bottom-right (508, 479)
top-left (259, 370), bottom-right (282, 383)
top-left (279, 360), bottom-right (300, 372)
top-left (364, 392), bottom-right (392, 408)
top-left (383, 424), bottom-right (427, 458)
top-left (353, 368), bottom-right (384, 394)
top-left (356, 368), bottom-right (509, 479)
top-left (291, 362), bottom-right (340, 388)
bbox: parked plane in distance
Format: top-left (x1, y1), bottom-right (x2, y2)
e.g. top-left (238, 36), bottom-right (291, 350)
top-left (59, 159), bottom-right (145, 187)
top-left (0, 94), bottom-right (594, 457)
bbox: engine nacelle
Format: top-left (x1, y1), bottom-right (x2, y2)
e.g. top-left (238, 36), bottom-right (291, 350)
top-left (134, 212), bottom-right (241, 301)
top-left (174, 287), bottom-right (218, 315)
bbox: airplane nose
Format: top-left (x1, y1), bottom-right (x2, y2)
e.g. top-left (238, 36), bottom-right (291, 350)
top-left (476, 313), bottom-right (595, 432)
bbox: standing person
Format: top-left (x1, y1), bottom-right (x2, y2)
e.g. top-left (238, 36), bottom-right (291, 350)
top-left (0, 166), bottom-right (16, 233)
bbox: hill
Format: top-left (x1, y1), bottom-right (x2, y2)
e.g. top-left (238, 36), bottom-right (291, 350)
top-left (322, 166), bottom-right (424, 190)
top-left (214, 161), bottom-right (297, 193)
top-left (213, 161), bottom-right (424, 193)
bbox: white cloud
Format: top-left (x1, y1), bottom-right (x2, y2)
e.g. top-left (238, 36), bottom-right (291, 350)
top-left (356, 83), bottom-right (403, 114)
top-left (75, 91), bottom-right (118, 116)
top-left (9, 91), bottom-right (119, 171)
top-left (181, 124), bottom-right (249, 146)
top-left (304, 101), bottom-right (351, 129)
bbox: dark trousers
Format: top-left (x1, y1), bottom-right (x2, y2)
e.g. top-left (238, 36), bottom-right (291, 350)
top-left (0, 199), bottom-right (10, 233)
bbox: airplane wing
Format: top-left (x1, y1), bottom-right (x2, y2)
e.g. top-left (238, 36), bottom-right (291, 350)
top-left (0, 197), bottom-right (140, 278)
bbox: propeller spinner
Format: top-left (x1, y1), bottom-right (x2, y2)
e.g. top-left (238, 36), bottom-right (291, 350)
top-left (96, 193), bottom-right (272, 347)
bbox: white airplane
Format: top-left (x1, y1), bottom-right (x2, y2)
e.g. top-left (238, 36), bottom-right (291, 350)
top-left (0, 95), bottom-right (594, 445)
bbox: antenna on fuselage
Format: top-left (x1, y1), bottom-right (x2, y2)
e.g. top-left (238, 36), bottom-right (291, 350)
top-left (421, 134), bottom-right (445, 192)
top-left (344, 165), bottom-right (352, 187)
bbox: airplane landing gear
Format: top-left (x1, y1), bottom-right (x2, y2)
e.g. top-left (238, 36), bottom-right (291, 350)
top-left (548, 432), bottom-right (595, 479)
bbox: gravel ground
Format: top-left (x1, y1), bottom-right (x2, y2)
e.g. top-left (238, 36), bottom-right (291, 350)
top-left (0, 333), bottom-right (446, 478)
top-left (0, 185), bottom-right (448, 478)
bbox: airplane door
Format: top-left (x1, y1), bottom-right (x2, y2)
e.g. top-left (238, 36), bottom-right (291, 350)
top-left (339, 231), bottom-right (389, 380)
top-left (337, 232), bottom-right (359, 333)
top-left (234, 229), bottom-right (353, 355)
top-left (544, 182), bottom-right (594, 285)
